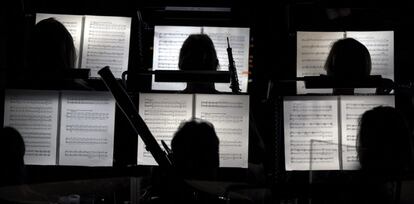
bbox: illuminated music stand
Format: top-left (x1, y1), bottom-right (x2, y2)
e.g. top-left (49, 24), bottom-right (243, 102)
top-left (124, 70), bottom-right (230, 91)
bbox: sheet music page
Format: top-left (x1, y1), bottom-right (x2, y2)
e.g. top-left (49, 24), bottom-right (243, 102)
top-left (194, 94), bottom-right (249, 168)
top-left (81, 15), bottom-right (131, 78)
top-left (36, 13), bottom-right (83, 68)
top-left (3, 90), bottom-right (59, 165)
top-left (347, 31), bottom-right (394, 84)
top-left (283, 96), bottom-right (340, 170)
top-left (138, 93), bottom-right (193, 165)
top-left (340, 95), bottom-right (395, 170)
top-left (297, 31), bottom-right (394, 94)
top-left (203, 27), bottom-right (250, 93)
top-left (59, 91), bottom-right (115, 166)
top-left (296, 31), bottom-right (343, 94)
top-left (152, 26), bottom-right (250, 93)
top-left (152, 26), bottom-right (201, 91)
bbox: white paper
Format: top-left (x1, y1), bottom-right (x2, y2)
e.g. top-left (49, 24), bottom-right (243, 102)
top-left (82, 16), bottom-right (131, 78)
top-left (284, 96), bottom-right (340, 170)
top-left (194, 94), bottom-right (249, 168)
top-left (3, 90), bottom-right (59, 165)
top-left (296, 31), bottom-right (394, 94)
top-left (346, 31), bottom-right (394, 81)
top-left (203, 27), bottom-right (250, 93)
top-left (340, 95), bottom-right (395, 170)
top-left (296, 32), bottom-right (343, 94)
top-left (35, 13), bottom-right (84, 68)
top-left (152, 26), bottom-right (250, 93)
top-left (137, 93), bottom-right (193, 165)
top-left (152, 26), bottom-right (201, 91)
top-left (59, 91), bottom-right (115, 166)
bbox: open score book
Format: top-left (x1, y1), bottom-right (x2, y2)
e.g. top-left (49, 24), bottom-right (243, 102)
top-left (36, 13), bottom-right (132, 78)
top-left (3, 89), bottom-right (116, 166)
top-left (283, 95), bottom-right (395, 170)
top-left (137, 93), bottom-right (249, 168)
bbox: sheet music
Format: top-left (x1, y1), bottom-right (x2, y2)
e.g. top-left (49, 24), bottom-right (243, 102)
top-left (296, 31), bottom-right (394, 94)
top-left (194, 94), bottom-right (249, 168)
top-left (35, 13), bottom-right (83, 68)
top-left (59, 91), bottom-right (115, 166)
top-left (137, 93), bottom-right (193, 165)
top-left (152, 26), bottom-right (250, 93)
top-left (347, 31), bottom-right (394, 81)
top-left (203, 27), bottom-right (250, 93)
top-left (152, 26), bottom-right (201, 91)
top-left (340, 95), bottom-right (395, 170)
top-left (284, 96), bottom-right (340, 170)
top-left (296, 31), bottom-right (343, 94)
top-left (3, 90), bottom-right (59, 165)
top-left (81, 15), bottom-right (131, 78)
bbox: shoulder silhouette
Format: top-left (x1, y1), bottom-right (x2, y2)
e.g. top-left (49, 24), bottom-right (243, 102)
top-left (171, 119), bottom-right (219, 180)
top-left (325, 37), bottom-right (371, 80)
top-left (358, 106), bottom-right (413, 176)
top-left (29, 17), bottom-right (76, 73)
top-left (178, 34), bottom-right (220, 94)
top-left (324, 38), bottom-right (372, 94)
top-left (0, 127), bottom-right (26, 187)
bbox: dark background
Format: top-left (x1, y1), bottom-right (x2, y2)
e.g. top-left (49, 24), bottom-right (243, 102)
top-left (2, 0), bottom-right (414, 191)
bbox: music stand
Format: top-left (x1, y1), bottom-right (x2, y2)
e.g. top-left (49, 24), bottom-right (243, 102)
top-left (302, 75), bottom-right (394, 90)
top-left (124, 70), bottom-right (230, 91)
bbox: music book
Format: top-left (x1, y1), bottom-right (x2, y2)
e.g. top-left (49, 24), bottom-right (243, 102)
top-left (151, 26), bottom-right (250, 93)
top-left (36, 13), bottom-right (132, 78)
top-left (283, 95), bottom-right (395, 170)
top-left (137, 93), bottom-right (249, 168)
top-left (296, 31), bottom-right (394, 94)
top-left (3, 89), bottom-right (116, 166)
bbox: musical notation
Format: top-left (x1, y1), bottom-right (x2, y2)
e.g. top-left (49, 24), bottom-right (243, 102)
top-left (220, 153), bottom-right (243, 161)
top-left (59, 91), bottom-right (115, 166)
top-left (138, 93), bottom-right (249, 168)
top-left (82, 16), bottom-right (131, 78)
top-left (138, 93), bottom-right (193, 166)
top-left (66, 110), bottom-right (109, 120)
top-left (340, 96), bottom-right (395, 170)
top-left (200, 101), bottom-right (244, 108)
top-left (285, 95), bottom-right (395, 170)
top-left (4, 90), bottom-right (60, 165)
top-left (64, 150), bottom-right (108, 159)
top-left (152, 26), bottom-right (250, 92)
top-left (296, 31), bottom-right (394, 94)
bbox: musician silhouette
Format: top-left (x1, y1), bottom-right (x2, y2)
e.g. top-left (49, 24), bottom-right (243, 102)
top-left (324, 38), bottom-right (371, 94)
top-left (0, 127), bottom-right (26, 187)
top-left (358, 106), bottom-right (413, 176)
top-left (29, 17), bottom-right (76, 73)
top-left (178, 34), bottom-right (220, 94)
top-left (27, 17), bottom-right (91, 90)
top-left (141, 119), bottom-right (223, 203)
top-left (355, 106), bottom-right (413, 203)
top-left (171, 118), bottom-right (219, 180)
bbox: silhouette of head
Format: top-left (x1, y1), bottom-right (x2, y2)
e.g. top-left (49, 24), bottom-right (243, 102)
top-left (0, 127), bottom-right (25, 186)
top-left (178, 34), bottom-right (219, 72)
top-left (30, 18), bottom-right (76, 71)
top-left (358, 106), bottom-right (413, 175)
top-left (171, 119), bottom-right (219, 180)
top-left (325, 38), bottom-right (371, 79)
top-left (178, 34), bottom-right (219, 93)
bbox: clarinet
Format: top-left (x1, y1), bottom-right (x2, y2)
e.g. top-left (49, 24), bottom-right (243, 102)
top-left (227, 37), bottom-right (241, 93)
